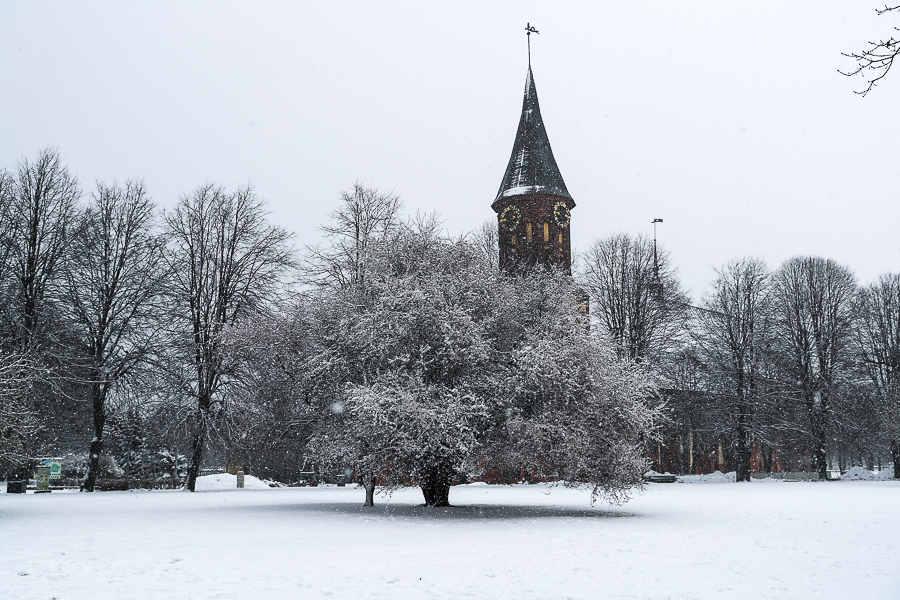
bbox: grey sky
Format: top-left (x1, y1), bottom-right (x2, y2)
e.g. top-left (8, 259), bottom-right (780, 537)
top-left (2, 1), bottom-right (897, 300)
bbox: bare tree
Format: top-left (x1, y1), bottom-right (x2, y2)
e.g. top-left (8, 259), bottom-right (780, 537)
top-left (302, 182), bottom-right (402, 288)
top-left (772, 256), bottom-right (857, 479)
top-left (841, 5), bottom-right (900, 96)
top-left (854, 273), bottom-right (900, 477)
top-left (62, 180), bottom-right (167, 492)
top-left (470, 220), bottom-right (499, 272)
top-left (0, 170), bottom-right (16, 296)
top-left (2, 148), bottom-right (80, 350)
top-left (165, 184), bottom-right (294, 491)
top-left (581, 233), bottom-right (687, 363)
top-left (694, 257), bottom-right (772, 482)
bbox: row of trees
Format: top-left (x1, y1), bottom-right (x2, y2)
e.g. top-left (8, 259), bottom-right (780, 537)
top-left (0, 148), bottom-right (293, 492)
top-left (581, 235), bottom-right (900, 482)
top-left (2, 148), bottom-right (897, 504)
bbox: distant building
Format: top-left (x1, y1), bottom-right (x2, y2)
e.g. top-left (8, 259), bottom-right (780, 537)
top-left (493, 66), bottom-right (574, 274)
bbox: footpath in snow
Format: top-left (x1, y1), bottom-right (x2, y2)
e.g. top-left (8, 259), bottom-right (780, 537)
top-left (1, 475), bottom-right (898, 600)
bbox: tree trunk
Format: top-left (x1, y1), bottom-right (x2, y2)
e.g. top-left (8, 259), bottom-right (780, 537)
top-left (735, 431), bottom-right (751, 482)
top-left (761, 442), bottom-right (773, 473)
top-left (363, 476), bottom-right (376, 507)
top-left (687, 426), bottom-right (695, 475)
top-left (717, 441), bottom-right (725, 472)
top-left (81, 438), bottom-right (103, 492)
top-left (735, 394), bottom-right (751, 482)
top-left (81, 379), bottom-right (106, 492)
top-left (420, 465), bottom-right (453, 507)
top-left (184, 411), bottom-right (207, 492)
top-left (811, 400), bottom-right (829, 481)
top-left (891, 439), bottom-right (900, 480)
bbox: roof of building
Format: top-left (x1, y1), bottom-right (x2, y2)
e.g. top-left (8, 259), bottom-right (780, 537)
top-left (493, 66), bottom-right (573, 208)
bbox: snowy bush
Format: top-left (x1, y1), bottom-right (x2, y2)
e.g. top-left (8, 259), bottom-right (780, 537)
top-left (63, 452), bottom-right (125, 480)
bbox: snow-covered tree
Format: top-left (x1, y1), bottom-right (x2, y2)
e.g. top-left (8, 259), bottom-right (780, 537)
top-left (310, 379), bottom-right (488, 506)
top-left (0, 351), bottom-right (44, 470)
top-left (490, 269), bottom-right (659, 503)
top-left (219, 308), bottom-right (323, 482)
top-left (230, 218), bottom-right (660, 506)
top-left (305, 222), bottom-right (497, 506)
top-left (0, 149), bottom-right (84, 465)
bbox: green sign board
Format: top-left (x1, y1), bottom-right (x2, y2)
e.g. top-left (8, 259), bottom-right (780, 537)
top-left (41, 461), bottom-right (62, 479)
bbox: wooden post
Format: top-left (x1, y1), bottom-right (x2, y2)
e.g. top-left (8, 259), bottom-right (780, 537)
top-left (688, 427), bottom-right (694, 474)
top-left (717, 442), bottom-right (725, 472)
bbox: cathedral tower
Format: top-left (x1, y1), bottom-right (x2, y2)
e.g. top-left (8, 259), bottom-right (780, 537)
top-left (493, 65), bottom-right (574, 273)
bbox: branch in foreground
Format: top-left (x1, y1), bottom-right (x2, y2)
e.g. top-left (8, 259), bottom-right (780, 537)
top-left (840, 5), bottom-right (900, 96)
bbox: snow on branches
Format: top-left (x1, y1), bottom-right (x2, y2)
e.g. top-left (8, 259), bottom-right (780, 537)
top-left (0, 351), bottom-right (45, 468)
top-left (224, 220), bottom-right (660, 506)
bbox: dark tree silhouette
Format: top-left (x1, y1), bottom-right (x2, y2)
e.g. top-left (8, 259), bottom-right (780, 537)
top-left (854, 273), bottom-right (900, 477)
top-left (1, 148), bottom-right (80, 350)
top-left (841, 5), bottom-right (900, 96)
top-left (694, 257), bottom-right (772, 482)
top-left (772, 257), bottom-right (856, 479)
top-left (582, 233), bottom-right (687, 363)
top-left (63, 180), bottom-right (167, 492)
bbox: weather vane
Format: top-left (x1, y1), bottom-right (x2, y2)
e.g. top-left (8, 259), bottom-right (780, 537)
top-left (526, 23), bottom-right (539, 67)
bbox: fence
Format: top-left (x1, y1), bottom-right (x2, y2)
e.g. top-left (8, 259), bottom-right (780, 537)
top-left (750, 471), bottom-right (840, 481)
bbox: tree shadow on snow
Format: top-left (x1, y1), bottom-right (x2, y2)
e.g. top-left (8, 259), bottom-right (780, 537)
top-left (245, 502), bottom-right (640, 520)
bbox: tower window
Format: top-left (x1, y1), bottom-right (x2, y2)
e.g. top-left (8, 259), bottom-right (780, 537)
top-left (511, 234), bottom-right (516, 245)
top-left (558, 232), bottom-right (563, 244)
top-left (543, 223), bottom-right (549, 242)
top-left (526, 223), bottom-right (532, 242)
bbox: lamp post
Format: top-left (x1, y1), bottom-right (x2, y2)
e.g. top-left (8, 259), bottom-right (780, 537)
top-left (651, 219), bottom-right (664, 301)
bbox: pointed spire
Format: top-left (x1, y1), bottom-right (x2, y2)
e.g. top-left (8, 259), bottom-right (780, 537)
top-left (493, 66), bottom-right (573, 209)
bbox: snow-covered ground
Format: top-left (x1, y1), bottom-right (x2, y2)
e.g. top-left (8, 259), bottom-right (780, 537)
top-left (2, 477), bottom-right (898, 599)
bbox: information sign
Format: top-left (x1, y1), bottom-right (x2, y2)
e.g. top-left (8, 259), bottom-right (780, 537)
top-left (43, 461), bottom-right (62, 479)
top-left (34, 466), bottom-right (51, 493)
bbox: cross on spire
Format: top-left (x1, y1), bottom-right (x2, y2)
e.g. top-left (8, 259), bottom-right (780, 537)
top-left (526, 23), bottom-right (539, 67)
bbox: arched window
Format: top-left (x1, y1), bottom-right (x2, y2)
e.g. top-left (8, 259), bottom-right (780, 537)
top-left (543, 222), bottom-right (549, 242)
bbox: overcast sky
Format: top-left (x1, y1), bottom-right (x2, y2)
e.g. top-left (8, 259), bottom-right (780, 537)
top-left (2, 1), bottom-right (898, 300)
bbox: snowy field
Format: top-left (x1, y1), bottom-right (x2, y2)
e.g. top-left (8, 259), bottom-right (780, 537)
top-left (2, 476), bottom-right (898, 600)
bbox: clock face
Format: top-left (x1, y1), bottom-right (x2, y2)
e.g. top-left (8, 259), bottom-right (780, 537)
top-left (553, 202), bottom-right (571, 229)
top-left (499, 205), bottom-right (522, 231)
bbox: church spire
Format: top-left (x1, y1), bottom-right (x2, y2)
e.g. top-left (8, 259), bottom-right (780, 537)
top-left (493, 29), bottom-right (575, 274)
top-left (492, 65), bottom-right (573, 210)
